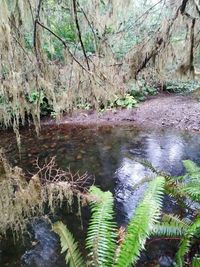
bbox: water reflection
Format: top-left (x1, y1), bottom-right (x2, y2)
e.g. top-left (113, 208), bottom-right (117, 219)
top-left (114, 158), bottom-right (152, 225)
top-left (145, 133), bottom-right (185, 175)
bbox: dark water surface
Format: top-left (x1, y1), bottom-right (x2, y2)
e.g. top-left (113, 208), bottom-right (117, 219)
top-left (1, 124), bottom-right (200, 266)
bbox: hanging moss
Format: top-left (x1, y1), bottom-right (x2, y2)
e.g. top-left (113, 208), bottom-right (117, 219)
top-left (1, 0), bottom-right (200, 134)
top-left (0, 150), bottom-right (90, 239)
top-left (0, 0), bottom-right (124, 134)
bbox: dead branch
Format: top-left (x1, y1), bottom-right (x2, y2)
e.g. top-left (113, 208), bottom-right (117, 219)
top-left (34, 157), bottom-right (92, 192)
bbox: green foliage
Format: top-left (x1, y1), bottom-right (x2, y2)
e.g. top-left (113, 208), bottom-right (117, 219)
top-left (136, 159), bottom-right (200, 266)
top-left (153, 214), bottom-right (190, 237)
top-left (105, 94), bottom-right (137, 110)
top-left (39, 6), bottom-right (77, 61)
top-left (183, 159), bottom-right (200, 175)
top-left (54, 177), bottom-right (165, 267)
top-left (83, 32), bottom-right (96, 53)
top-left (75, 93), bottom-right (138, 112)
top-left (176, 217), bottom-right (200, 267)
top-left (165, 81), bottom-right (200, 94)
top-left (128, 81), bottom-right (157, 103)
top-left (76, 99), bottom-right (92, 110)
top-left (53, 222), bottom-right (85, 267)
top-left (26, 90), bottom-right (53, 116)
top-left (115, 176), bottom-right (165, 267)
top-left (192, 255), bottom-right (200, 267)
top-left (130, 86), bottom-right (157, 102)
top-left (24, 32), bottom-right (33, 50)
top-left (114, 93), bottom-right (137, 108)
top-left (171, 161), bottom-right (200, 267)
top-left (181, 160), bottom-right (200, 202)
top-left (86, 186), bottom-right (117, 266)
top-left (53, 21), bottom-right (76, 44)
top-left (27, 91), bottom-right (44, 104)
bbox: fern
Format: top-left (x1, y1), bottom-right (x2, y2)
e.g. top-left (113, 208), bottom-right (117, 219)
top-left (53, 221), bottom-right (85, 267)
top-left (184, 183), bottom-right (200, 202)
top-left (192, 255), bottom-right (200, 267)
top-left (176, 216), bottom-right (200, 267)
top-left (182, 160), bottom-right (200, 202)
top-left (183, 160), bottom-right (200, 175)
top-left (153, 214), bottom-right (190, 237)
top-left (86, 186), bottom-right (117, 267)
top-left (115, 176), bottom-right (165, 267)
top-left (136, 159), bottom-right (185, 199)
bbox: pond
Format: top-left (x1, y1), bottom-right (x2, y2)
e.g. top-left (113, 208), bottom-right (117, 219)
top-left (1, 124), bottom-right (200, 267)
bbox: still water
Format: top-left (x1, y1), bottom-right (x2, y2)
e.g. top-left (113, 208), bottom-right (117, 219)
top-left (1, 124), bottom-right (200, 266)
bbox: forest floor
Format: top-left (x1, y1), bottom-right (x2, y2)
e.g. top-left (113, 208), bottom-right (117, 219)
top-left (45, 93), bottom-right (200, 132)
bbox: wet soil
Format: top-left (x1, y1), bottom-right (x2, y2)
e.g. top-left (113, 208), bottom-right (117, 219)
top-left (45, 94), bottom-right (200, 132)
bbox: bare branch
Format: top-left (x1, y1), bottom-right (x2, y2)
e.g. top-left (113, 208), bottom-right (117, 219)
top-left (36, 20), bottom-right (93, 75)
top-left (12, 36), bottom-right (33, 62)
top-left (77, 1), bottom-right (98, 51)
top-left (72, 0), bottom-right (90, 70)
top-left (33, 0), bottom-right (43, 65)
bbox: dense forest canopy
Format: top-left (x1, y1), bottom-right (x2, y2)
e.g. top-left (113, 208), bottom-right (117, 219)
top-left (1, 0), bottom-right (200, 133)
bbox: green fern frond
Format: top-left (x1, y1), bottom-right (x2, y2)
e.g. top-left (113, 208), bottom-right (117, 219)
top-left (192, 255), bottom-right (200, 267)
top-left (86, 186), bottom-right (117, 267)
top-left (136, 159), bottom-right (186, 199)
top-left (152, 214), bottom-right (190, 237)
top-left (184, 183), bottom-right (200, 202)
top-left (115, 176), bottom-right (165, 267)
top-left (183, 160), bottom-right (200, 175)
top-left (53, 221), bottom-right (85, 267)
top-left (176, 216), bottom-right (200, 267)
top-left (135, 159), bottom-right (161, 175)
top-left (180, 160), bottom-right (200, 202)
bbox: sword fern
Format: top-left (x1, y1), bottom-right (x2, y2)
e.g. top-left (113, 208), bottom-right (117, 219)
top-left (54, 176), bottom-right (165, 267)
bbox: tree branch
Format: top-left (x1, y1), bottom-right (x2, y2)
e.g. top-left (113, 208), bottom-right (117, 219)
top-left (36, 20), bottom-right (92, 75)
top-left (180, 0), bottom-right (189, 15)
top-left (77, 1), bottom-right (98, 52)
top-left (72, 0), bottom-right (90, 70)
top-left (33, 0), bottom-right (43, 65)
top-left (12, 36), bottom-right (33, 62)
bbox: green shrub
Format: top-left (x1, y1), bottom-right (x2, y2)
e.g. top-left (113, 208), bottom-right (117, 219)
top-left (26, 90), bottom-right (53, 116)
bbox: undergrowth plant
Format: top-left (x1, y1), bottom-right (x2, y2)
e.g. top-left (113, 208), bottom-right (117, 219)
top-left (53, 176), bottom-right (165, 267)
top-left (138, 159), bottom-right (200, 267)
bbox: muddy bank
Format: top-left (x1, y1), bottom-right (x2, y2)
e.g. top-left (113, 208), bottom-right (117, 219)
top-left (44, 94), bottom-right (200, 132)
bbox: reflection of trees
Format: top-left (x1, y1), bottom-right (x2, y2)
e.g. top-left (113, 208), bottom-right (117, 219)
top-left (114, 130), bottom-right (200, 225)
top-left (146, 133), bottom-right (185, 175)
